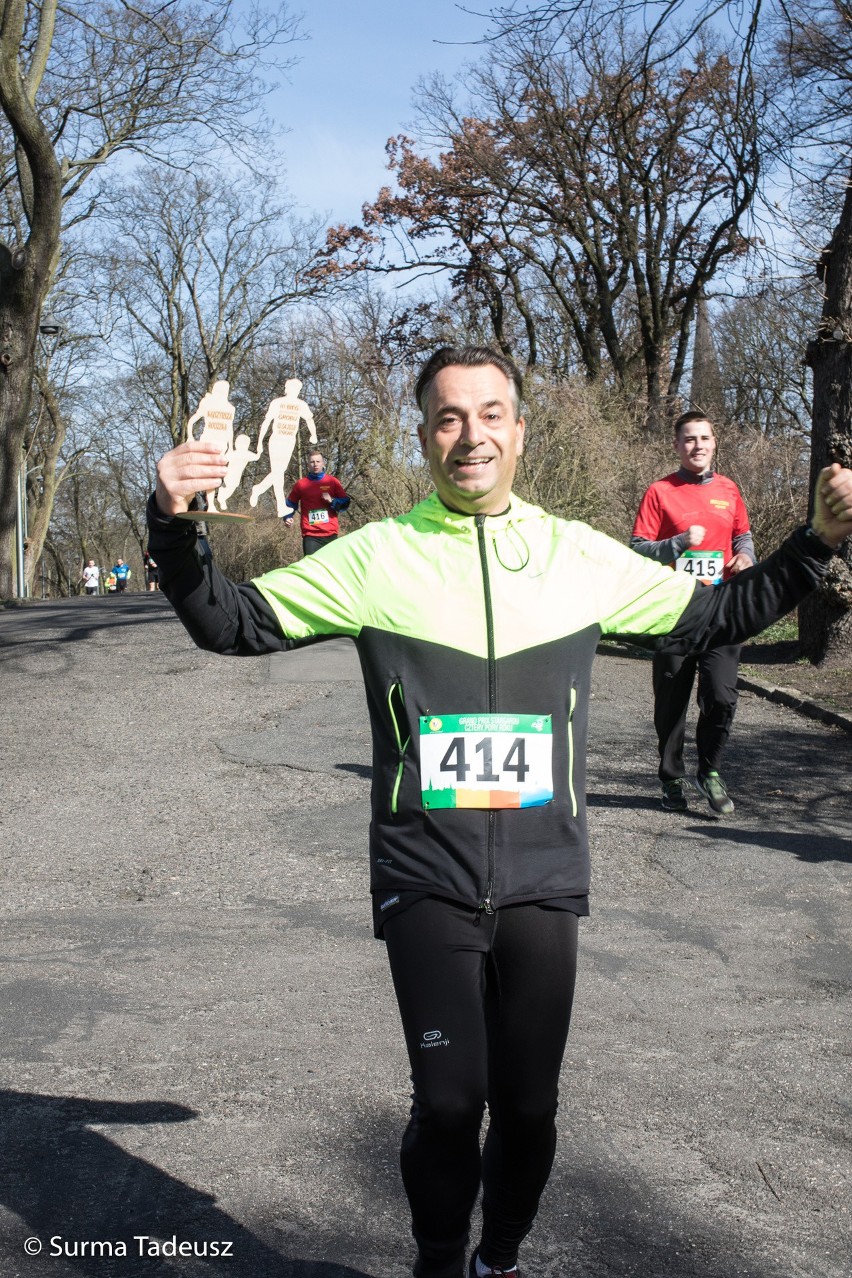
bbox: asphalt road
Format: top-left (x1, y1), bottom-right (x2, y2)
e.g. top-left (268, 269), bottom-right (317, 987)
top-left (0, 594), bottom-right (850, 1278)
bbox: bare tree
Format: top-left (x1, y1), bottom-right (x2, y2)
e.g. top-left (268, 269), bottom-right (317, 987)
top-left (481, 0), bottom-right (852, 658)
top-left (714, 279), bottom-right (817, 439)
top-left (0, 0), bottom-right (300, 597)
top-left (324, 19), bottom-right (761, 427)
top-left (800, 186), bottom-right (852, 662)
top-left (780, 0), bottom-right (852, 663)
top-left (102, 167), bottom-right (330, 449)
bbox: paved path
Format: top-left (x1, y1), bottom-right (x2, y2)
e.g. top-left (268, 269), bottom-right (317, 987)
top-left (0, 596), bottom-right (849, 1278)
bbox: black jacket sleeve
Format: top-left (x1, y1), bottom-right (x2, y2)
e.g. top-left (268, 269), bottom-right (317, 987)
top-left (146, 495), bottom-right (292, 656)
top-left (653, 526), bottom-right (834, 655)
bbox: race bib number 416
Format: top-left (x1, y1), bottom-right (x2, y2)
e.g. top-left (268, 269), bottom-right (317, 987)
top-left (419, 713), bottom-right (553, 810)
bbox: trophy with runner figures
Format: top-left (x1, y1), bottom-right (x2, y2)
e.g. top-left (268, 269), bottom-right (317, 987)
top-left (177, 377), bottom-right (318, 524)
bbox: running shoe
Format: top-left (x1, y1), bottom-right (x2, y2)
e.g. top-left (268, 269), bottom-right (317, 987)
top-left (695, 770), bottom-right (735, 816)
top-left (660, 778), bottom-right (690, 812)
top-left (468, 1255), bottom-right (523, 1278)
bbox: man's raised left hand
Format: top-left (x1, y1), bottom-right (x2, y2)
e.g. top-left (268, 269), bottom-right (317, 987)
top-left (811, 464), bottom-right (852, 548)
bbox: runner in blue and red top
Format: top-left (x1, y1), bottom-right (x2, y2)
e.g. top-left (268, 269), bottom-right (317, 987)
top-left (284, 449), bottom-right (350, 556)
top-left (112, 558), bottom-right (132, 593)
top-left (631, 412), bottom-right (756, 816)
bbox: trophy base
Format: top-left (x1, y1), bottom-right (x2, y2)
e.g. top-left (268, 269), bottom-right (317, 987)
top-left (176, 510), bottom-right (253, 524)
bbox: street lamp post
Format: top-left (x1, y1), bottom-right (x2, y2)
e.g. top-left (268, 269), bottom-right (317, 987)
top-left (14, 461), bottom-right (26, 598)
top-left (14, 312), bottom-right (64, 599)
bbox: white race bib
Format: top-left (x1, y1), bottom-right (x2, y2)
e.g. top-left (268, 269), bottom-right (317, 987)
top-left (419, 713), bottom-right (553, 810)
top-left (308, 507), bottom-right (330, 524)
top-left (675, 550), bottom-right (723, 584)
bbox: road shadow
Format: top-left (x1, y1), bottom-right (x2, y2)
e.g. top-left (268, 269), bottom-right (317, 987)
top-left (586, 791), bottom-right (681, 813)
top-left (691, 824), bottom-right (852, 863)
top-left (738, 638), bottom-right (800, 665)
top-left (335, 763), bottom-right (373, 779)
top-left (342, 1100), bottom-right (815, 1278)
top-left (0, 1089), bottom-right (373, 1277)
top-left (0, 597), bottom-right (174, 652)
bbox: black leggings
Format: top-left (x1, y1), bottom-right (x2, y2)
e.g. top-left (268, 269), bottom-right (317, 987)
top-left (652, 643), bottom-right (741, 781)
top-left (302, 534), bottom-right (337, 556)
top-left (383, 897), bottom-right (579, 1272)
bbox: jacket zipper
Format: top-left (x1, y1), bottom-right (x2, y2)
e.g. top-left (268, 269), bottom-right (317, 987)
top-left (476, 516), bottom-right (496, 914)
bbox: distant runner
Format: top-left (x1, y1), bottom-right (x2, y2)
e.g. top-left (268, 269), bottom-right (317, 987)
top-left (143, 549), bottom-right (160, 592)
top-left (112, 559), bottom-right (132, 594)
top-left (81, 560), bottom-right (100, 596)
top-left (284, 450), bottom-right (350, 555)
top-left (631, 412), bottom-right (755, 815)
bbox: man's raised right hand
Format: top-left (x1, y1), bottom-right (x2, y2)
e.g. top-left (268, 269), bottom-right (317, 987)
top-left (155, 441), bottom-right (229, 517)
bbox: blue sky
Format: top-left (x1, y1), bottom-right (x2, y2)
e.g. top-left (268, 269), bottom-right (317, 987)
top-left (268, 0), bottom-right (489, 225)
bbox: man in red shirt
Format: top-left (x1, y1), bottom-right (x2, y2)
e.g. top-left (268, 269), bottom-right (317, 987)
top-left (631, 412), bottom-right (756, 815)
top-left (284, 450), bottom-right (350, 556)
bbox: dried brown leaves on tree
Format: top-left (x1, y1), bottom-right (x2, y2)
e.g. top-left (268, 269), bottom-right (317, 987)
top-left (321, 20), bottom-right (761, 428)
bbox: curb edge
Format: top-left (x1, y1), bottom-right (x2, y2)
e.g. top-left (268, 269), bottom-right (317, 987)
top-left (737, 675), bottom-right (852, 736)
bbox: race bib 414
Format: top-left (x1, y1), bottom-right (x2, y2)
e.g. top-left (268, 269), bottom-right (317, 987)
top-left (419, 713), bottom-right (553, 810)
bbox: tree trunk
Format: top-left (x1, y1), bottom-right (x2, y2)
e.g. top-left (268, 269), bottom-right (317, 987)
top-left (0, 2), bottom-right (64, 600)
top-left (0, 278), bottom-right (42, 599)
top-left (691, 294), bottom-right (727, 426)
top-left (24, 460), bottom-right (61, 595)
top-left (23, 377), bottom-right (68, 593)
top-left (801, 167), bottom-right (852, 665)
top-left (644, 347), bottom-right (667, 431)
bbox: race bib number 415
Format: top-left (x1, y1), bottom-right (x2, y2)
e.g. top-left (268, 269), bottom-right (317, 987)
top-left (675, 549), bottom-right (724, 584)
top-left (419, 713), bottom-right (553, 810)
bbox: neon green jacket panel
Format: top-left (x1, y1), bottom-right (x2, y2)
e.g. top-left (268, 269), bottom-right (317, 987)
top-left (252, 492), bottom-right (696, 654)
top-left (251, 519), bottom-right (376, 640)
top-left (253, 496), bottom-right (494, 656)
top-left (573, 520), bottom-right (697, 637)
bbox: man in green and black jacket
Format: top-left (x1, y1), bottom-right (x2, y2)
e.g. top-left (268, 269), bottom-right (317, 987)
top-left (148, 346), bottom-right (852, 1278)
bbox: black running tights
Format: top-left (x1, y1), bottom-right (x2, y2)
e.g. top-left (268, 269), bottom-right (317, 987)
top-left (382, 897), bottom-right (579, 1272)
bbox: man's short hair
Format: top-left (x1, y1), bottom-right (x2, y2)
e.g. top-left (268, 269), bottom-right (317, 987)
top-left (673, 410), bottom-right (715, 437)
top-left (415, 346), bottom-right (523, 422)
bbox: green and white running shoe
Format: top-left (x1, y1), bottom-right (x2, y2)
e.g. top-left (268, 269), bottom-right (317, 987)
top-left (660, 778), bottom-right (690, 812)
top-left (696, 771), bottom-right (734, 816)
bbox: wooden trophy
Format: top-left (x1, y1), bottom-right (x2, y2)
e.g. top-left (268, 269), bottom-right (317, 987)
top-left (250, 379), bottom-right (318, 518)
top-left (177, 379), bottom-right (251, 523)
top-left (177, 376), bottom-right (318, 522)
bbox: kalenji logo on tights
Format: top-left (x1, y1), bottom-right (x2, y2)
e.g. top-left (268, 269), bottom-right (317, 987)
top-left (420, 1030), bottom-right (450, 1048)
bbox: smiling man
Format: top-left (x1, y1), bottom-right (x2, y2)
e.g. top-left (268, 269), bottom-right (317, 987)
top-left (417, 355), bottom-right (525, 514)
top-left (631, 412), bottom-right (756, 815)
top-left (146, 346), bottom-right (852, 1278)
